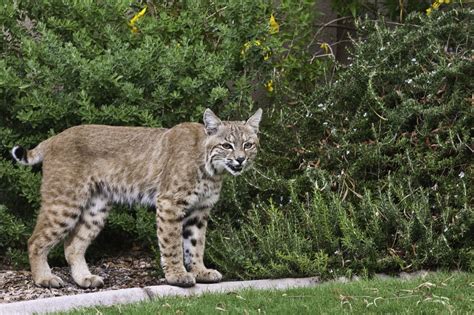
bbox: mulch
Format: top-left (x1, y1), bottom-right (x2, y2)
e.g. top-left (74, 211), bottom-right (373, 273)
top-left (0, 256), bottom-right (166, 303)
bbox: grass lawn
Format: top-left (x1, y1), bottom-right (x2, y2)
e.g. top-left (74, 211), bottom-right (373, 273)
top-left (64, 272), bottom-right (473, 314)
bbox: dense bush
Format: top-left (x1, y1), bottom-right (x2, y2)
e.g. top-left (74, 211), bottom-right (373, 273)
top-left (331, 0), bottom-right (431, 20)
top-left (0, 0), bottom-right (320, 265)
top-left (1, 0), bottom-right (471, 280)
top-left (208, 6), bottom-right (473, 279)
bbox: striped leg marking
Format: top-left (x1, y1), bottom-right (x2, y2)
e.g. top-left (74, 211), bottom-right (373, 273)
top-left (156, 198), bottom-right (195, 287)
top-left (182, 209), bottom-right (222, 283)
top-left (64, 196), bottom-right (110, 288)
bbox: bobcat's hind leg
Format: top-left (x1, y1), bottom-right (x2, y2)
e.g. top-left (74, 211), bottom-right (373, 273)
top-left (64, 196), bottom-right (110, 288)
top-left (28, 203), bottom-right (81, 288)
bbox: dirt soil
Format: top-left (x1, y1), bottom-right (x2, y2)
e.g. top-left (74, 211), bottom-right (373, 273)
top-left (0, 255), bottom-right (166, 303)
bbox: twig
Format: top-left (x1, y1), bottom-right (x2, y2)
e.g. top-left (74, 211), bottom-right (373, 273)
top-left (370, 107), bottom-right (388, 121)
top-left (206, 6), bottom-right (227, 20)
top-left (310, 53), bottom-right (334, 62)
top-left (312, 24), bottom-right (356, 31)
top-left (366, 19), bottom-right (421, 28)
top-left (307, 16), bottom-right (354, 50)
top-left (310, 39), bottom-right (353, 64)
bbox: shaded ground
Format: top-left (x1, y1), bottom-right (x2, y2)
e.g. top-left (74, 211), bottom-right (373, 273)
top-left (0, 255), bottom-right (165, 303)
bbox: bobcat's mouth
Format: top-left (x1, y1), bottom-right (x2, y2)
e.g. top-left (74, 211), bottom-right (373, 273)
top-left (226, 163), bottom-right (244, 175)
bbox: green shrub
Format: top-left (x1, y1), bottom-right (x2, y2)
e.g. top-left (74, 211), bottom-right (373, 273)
top-left (207, 6), bottom-right (473, 278)
top-left (209, 182), bottom-right (472, 279)
top-left (303, 7), bottom-right (473, 230)
top-left (0, 0), bottom-right (320, 266)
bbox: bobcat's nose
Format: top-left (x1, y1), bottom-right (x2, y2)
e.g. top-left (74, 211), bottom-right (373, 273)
top-left (236, 157), bottom-right (245, 165)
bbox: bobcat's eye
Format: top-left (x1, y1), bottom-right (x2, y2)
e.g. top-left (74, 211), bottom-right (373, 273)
top-left (222, 143), bottom-right (233, 150)
top-left (244, 142), bottom-right (254, 150)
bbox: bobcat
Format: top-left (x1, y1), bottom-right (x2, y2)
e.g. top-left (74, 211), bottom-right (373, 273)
top-left (11, 108), bottom-right (262, 288)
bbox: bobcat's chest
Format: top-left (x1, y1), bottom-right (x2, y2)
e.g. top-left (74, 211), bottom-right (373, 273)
top-left (187, 178), bottom-right (223, 210)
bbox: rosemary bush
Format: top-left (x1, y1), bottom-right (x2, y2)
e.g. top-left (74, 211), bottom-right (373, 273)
top-left (208, 6), bottom-right (473, 279)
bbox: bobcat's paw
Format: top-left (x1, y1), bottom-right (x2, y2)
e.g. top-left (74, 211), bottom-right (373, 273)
top-left (166, 272), bottom-right (196, 287)
top-left (35, 275), bottom-right (65, 288)
top-left (76, 275), bottom-right (104, 289)
top-left (194, 268), bottom-right (223, 283)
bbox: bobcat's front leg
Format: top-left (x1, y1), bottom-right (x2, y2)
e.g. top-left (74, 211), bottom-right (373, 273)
top-left (183, 208), bottom-right (222, 283)
top-left (156, 197), bottom-right (195, 287)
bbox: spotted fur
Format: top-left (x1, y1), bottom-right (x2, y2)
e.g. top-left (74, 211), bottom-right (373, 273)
top-left (12, 108), bottom-right (262, 288)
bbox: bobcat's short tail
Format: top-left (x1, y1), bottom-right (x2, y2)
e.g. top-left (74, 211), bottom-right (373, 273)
top-left (11, 141), bottom-right (48, 166)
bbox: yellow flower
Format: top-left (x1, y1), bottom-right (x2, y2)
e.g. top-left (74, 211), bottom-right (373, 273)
top-left (265, 80), bottom-right (274, 92)
top-left (241, 39), bottom-right (268, 58)
top-left (320, 42), bottom-right (330, 54)
top-left (269, 14), bottom-right (279, 34)
top-left (427, 0), bottom-right (452, 15)
top-left (128, 6), bottom-right (147, 33)
top-left (263, 46), bottom-right (271, 61)
top-left (241, 41), bottom-right (252, 56)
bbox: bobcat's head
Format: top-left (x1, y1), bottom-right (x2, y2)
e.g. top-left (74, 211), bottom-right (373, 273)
top-left (203, 108), bottom-right (262, 176)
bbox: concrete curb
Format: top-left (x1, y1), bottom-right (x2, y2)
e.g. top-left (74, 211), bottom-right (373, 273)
top-left (0, 277), bottom-right (320, 314)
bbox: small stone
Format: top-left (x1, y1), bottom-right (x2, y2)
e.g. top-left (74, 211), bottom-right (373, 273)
top-left (374, 273), bottom-right (391, 280)
top-left (335, 276), bottom-right (349, 283)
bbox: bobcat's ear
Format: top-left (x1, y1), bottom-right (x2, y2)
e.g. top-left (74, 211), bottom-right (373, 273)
top-left (245, 108), bottom-right (262, 133)
top-left (203, 108), bottom-right (222, 135)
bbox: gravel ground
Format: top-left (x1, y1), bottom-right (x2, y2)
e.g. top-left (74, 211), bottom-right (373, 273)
top-left (1, 254), bottom-right (432, 305)
top-left (0, 256), bottom-right (166, 303)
